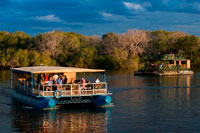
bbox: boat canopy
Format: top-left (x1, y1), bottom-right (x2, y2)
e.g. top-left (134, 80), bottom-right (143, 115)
top-left (144, 58), bottom-right (189, 61)
top-left (11, 66), bottom-right (105, 74)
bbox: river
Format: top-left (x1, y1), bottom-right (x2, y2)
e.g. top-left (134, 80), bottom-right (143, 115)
top-left (1, 70), bottom-right (200, 132)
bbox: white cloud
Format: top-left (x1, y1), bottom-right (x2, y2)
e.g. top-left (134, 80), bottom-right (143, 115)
top-left (32, 27), bottom-right (53, 30)
top-left (123, 2), bottom-right (145, 11)
top-left (99, 11), bottom-right (112, 17)
top-left (32, 26), bottom-right (72, 31)
top-left (99, 11), bottom-right (129, 22)
top-left (33, 14), bottom-right (63, 22)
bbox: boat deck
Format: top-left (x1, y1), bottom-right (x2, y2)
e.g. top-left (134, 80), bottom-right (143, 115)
top-left (16, 81), bottom-right (109, 97)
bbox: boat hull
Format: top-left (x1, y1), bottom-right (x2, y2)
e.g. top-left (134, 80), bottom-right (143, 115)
top-left (12, 90), bottom-right (55, 109)
top-left (93, 95), bottom-right (112, 106)
top-left (12, 90), bottom-right (112, 108)
top-left (134, 70), bottom-right (194, 76)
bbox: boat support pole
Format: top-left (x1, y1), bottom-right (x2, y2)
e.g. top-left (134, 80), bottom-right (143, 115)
top-left (31, 73), bottom-right (33, 95)
top-left (10, 70), bottom-right (13, 88)
top-left (104, 72), bottom-right (107, 82)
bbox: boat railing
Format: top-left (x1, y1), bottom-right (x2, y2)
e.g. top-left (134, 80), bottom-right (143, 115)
top-left (17, 80), bottom-right (108, 97)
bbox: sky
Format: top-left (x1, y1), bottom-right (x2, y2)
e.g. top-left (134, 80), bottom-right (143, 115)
top-left (1, 0), bottom-right (200, 36)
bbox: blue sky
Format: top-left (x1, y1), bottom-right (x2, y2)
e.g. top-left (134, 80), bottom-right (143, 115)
top-left (1, 0), bottom-right (200, 36)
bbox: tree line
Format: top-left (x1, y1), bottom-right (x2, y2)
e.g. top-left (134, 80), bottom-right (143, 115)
top-left (0, 30), bottom-right (199, 70)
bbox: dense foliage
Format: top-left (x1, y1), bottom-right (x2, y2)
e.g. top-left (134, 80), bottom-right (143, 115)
top-left (0, 30), bottom-right (199, 70)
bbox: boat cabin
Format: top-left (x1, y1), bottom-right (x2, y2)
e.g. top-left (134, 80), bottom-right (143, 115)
top-left (135, 54), bottom-right (193, 75)
top-left (144, 54), bottom-right (191, 71)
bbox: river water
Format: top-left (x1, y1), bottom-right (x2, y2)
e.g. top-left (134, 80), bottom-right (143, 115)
top-left (1, 70), bottom-right (200, 132)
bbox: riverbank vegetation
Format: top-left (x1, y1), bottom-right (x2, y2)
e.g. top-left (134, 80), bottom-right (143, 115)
top-left (0, 30), bottom-right (199, 70)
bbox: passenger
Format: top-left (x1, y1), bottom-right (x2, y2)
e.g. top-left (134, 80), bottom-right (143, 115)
top-left (26, 75), bottom-right (32, 87)
top-left (86, 80), bottom-right (92, 89)
top-left (56, 76), bottom-right (63, 91)
top-left (81, 77), bottom-right (85, 89)
top-left (44, 73), bottom-right (48, 82)
top-left (36, 74), bottom-right (44, 89)
top-left (36, 74), bottom-right (41, 89)
top-left (46, 76), bottom-right (53, 91)
top-left (75, 79), bottom-right (81, 83)
top-left (63, 75), bottom-right (68, 84)
top-left (95, 77), bottom-right (100, 83)
top-left (37, 74), bottom-right (41, 84)
top-left (53, 74), bottom-right (58, 81)
top-left (26, 75), bottom-right (32, 82)
top-left (52, 80), bottom-right (57, 91)
top-left (18, 73), bottom-right (26, 85)
top-left (48, 76), bottom-right (53, 84)
top-left (40, 74), bottom-right (45, 85)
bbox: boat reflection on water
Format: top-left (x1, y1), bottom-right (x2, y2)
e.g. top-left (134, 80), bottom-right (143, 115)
top-left (11, 102), bottom-right (111, 132)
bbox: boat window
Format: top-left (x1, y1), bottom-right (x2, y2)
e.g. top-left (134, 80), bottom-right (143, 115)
top-left (169, 60), bottom-right (174, 64)
top-left (181, 61), bottom-right (187, 64)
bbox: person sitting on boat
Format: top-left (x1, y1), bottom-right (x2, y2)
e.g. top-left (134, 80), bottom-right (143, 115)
top-left (18, 73), bottom-right (26, 85)
top-left (95, 77), bottom-right (104, 89)
top-left (95, 77), bottom-right (100, 83)
top-left (56, 76), bottom-right (63, 91)
top-left (26, 75), bottom-right (32, 82)
top-left (86, 80), bottom-right (92, 90)
top-left (26, 75), bottom-right (32, 87)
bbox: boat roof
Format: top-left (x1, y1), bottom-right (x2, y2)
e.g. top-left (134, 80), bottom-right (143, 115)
top-left (144, 54), bottom-right (190, 61)
top-left (11, 66), bottom-right (105, 74)
top-left (144, 59), bottom-right (189, 61)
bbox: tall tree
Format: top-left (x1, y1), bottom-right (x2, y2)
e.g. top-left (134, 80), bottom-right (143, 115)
top-left (122, 29), bottom-right (150, 57)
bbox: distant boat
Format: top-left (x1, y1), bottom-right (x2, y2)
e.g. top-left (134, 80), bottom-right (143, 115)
top-left (11, 66), bottom-right (112, 109)
top-left (134, 54), bottom-right (194, 76)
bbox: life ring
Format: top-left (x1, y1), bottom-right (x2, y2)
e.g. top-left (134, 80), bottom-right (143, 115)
top-left (54, 90), bottom-right (62, 99)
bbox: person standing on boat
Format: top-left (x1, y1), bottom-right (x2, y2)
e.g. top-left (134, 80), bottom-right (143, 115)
top-left (37, 74), bottom-right (41, 89)
top-left (40, 74), bottom-right (45, 85)
top-left (56, 76), bottom-right (63, 91)
top-left (52, 80), bottom-right (57, 91)
top-left (81, 77), bottom-right (85, 89)
top-left (46, 76), bottom-right (53, 91)
top-left (63, 75), bottom-right (68, 84)
top-left (53, 74), bottom-right (58, 81)
top-left (44, 73), bottom-right (48, 82)
top-left (26, 75), bottom-right (32, 89)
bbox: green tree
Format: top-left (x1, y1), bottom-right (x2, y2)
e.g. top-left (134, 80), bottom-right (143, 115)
top-left (28, 50), bottom-right (41, 66)
top-left (149, 30), bottom-right (170, 54)
top-left (40, 51), bottom-right (57, 66)
top-left (14, 49), bottom-right (29, 67)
